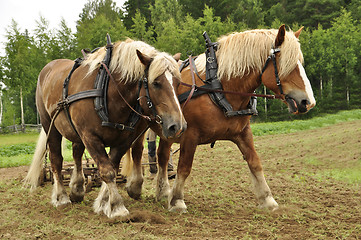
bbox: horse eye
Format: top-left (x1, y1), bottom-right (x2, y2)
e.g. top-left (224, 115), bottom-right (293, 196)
top-left (152, 81), bottom-right (161, 88)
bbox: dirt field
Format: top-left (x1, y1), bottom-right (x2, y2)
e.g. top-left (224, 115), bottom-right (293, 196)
top-left (1, 120), bottom-right (361, 239)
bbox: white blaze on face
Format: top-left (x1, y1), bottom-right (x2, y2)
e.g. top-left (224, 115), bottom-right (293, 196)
top-left (165, 70), bottom-right (183, 124)
top-left (298, 61), bottom-right (316, 108)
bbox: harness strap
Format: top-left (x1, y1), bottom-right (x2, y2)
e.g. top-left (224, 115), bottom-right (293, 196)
top-left (258, 47), bottom-right (283, 94)
top-left (202, 32), bottom-right (258, 117)
top-left (64, 89), bottom-right (103, 105)
top-left (182, 56), bottom-right (197, 110)
top-left (101, 122), bottom-right (134, 131)
top-left (94, 34), bottom-right (113, 124)
top-left (179, 56), bottom-right (204, 82)
top-left (179, 82), bottom-right (281, 101)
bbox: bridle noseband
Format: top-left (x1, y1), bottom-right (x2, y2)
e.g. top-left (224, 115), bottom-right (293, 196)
top-left (258, 46), bottom-right (284, 96)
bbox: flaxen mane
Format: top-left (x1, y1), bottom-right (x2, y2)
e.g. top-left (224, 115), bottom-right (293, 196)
top-left (83, 38), bottom-right (180, 83)
top-left (195, 29), bottom-right (303, 80)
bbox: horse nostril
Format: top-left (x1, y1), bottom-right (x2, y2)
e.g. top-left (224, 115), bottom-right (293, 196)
top-left (168, 124), bottom-right (177, 134)
top-left (301, 99), bottom-right (309, 107)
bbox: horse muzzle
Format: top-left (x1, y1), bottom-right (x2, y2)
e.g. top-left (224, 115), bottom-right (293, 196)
top-left (285, 95), bottom-right (315, 114)
top-left (161, 117), bottom-right (187, 139)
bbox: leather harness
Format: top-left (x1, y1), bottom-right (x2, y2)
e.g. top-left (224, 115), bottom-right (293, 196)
top-left (57, 34), bottom-right (157, 138)
top-left (178, 31), bottom-right (259, 117)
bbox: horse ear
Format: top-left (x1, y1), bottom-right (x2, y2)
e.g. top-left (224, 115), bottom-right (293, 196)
top-left (275, 24), bottom-right (286, 48)
top-left (294, 26), bottom-right (304, 39)
top-left (136, 49), bottom-right (152, 66)
top-left (173, 53), bottom-right (181, 62)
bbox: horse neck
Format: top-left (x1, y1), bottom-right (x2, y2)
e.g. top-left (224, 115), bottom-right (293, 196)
top-left (220, 71), bottom-right (261, 109)
top-left (107, 73), bottom-right (140, 114)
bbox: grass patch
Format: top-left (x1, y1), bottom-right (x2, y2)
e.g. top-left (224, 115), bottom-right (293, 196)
top-left (251, 109), bottom-right (361, 136)
top-left (324, 168), bottom-right (361, 184)
top-left (0, 132), bottom-right (39, 146)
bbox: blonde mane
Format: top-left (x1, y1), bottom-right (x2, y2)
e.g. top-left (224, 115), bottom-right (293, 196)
top-left (195, 28), bottom-right (303, 80)
top-left (82, 38), bottom-right (180, 83)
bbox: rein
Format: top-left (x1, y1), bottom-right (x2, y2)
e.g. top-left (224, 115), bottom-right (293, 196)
top-left (179, 81), bottom-right (282, 99)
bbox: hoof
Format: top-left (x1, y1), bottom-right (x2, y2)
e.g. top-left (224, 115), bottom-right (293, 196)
top-left (169, 199), bottom-right (187, 213)
top-left (104, 204), bottom-right (130, 219)
top-left (127, 189), bottom-right (141, 200)
top-left (258, 196), bottom-right (279, 211)
top-left (51, 194), bottom-right (71, 207)
top-left (69, 192), bottom-right (84, 203)
top-left (126, 179), bottom-right (143, 200)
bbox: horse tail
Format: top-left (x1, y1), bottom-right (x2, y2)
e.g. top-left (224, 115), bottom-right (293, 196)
top-left (120, 149), bottom-right (133, 177)
top-left (23, 128), bottom-right (47, 191)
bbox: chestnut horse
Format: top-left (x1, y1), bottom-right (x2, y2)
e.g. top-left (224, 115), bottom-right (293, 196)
top-left (124, 25), bottom-right (316, 212)
top-left (24, 38), bottom-right (186, 218)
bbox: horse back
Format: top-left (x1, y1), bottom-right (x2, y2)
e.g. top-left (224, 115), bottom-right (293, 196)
top-left (178, 68), bottom-right (252, 144)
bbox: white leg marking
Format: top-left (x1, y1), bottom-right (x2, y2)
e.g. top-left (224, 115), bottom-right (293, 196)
top-left (250, 171), bottom-right (278, 210)
top-left (168, 175), bottom-right (187, 212)
top-left (297, 61), bottom-right (316, 108)
top-left (93, 182), bottom-right (109, 214)
top-left (94, 182), bottom-right (129, 218)
top-left (69, 164), bottom-right (85, 201)
top-left (51, 177), bottom-right (71, 207)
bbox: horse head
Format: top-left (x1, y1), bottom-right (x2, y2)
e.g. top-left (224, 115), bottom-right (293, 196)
top-left (136, 50), bottom-right (187, 138)
top-left (261, 25), bottom-right (316, 114)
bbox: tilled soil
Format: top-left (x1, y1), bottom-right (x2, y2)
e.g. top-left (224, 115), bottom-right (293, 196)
top-left (1, 120), bottom-right (361, 239)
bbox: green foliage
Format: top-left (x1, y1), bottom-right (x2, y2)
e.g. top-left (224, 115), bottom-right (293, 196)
top-left (0, 143), bottom-right (35, 157)
top-left (1, 0), bottom-right (361, 126)
top-left (129, 10), bottom-right (154, 43)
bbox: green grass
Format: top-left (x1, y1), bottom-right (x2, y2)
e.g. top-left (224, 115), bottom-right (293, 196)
top-left (251, 109), bottom-right (361, 136)
top-left (0, 132), bottom-right (39, 146)
top-left (323, 167), bottom-right (361, 184)
top-left (0, 109), bottom-right (360, 168)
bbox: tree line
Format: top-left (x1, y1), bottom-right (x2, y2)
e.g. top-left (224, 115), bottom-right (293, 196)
top-left (1, 0), bottom-right (360, 128)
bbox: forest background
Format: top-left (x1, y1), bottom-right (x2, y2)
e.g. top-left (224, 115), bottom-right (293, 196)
top-left (1, 0), bottom-right (360, 128)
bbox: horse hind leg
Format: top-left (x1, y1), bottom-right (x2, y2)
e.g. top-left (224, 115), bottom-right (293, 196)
top-left (48, 130), bottom-right (71, 207)
top-left (156, 138), bottom-right (172, 202)
top-left (235, 124), bottom-right (278, 210)
top-left (126, 135), bottom-right (145, 200)
top-left (69, 142), bottom-right (86, 202)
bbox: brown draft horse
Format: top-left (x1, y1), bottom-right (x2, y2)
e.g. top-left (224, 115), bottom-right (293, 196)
top-left (24, 38), bottom-right (186, 218)
top-left (125, 25), bottom-right (316, 213)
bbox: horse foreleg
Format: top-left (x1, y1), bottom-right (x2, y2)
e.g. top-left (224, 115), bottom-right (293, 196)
top-left (168, 136), bottom-right (197, 213)
top-left (69, 142), bottom-right (85, 202)
top-left (235, 123), bottom-right (278, 210)
top-left (49, 132), bottom-right (71, 207)
top-left (83, 138), bottom-right (129, 218)
top-left (155, 138), bottom-right (172, 202)
top-left (126, 134), bottom-right (145, 199)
